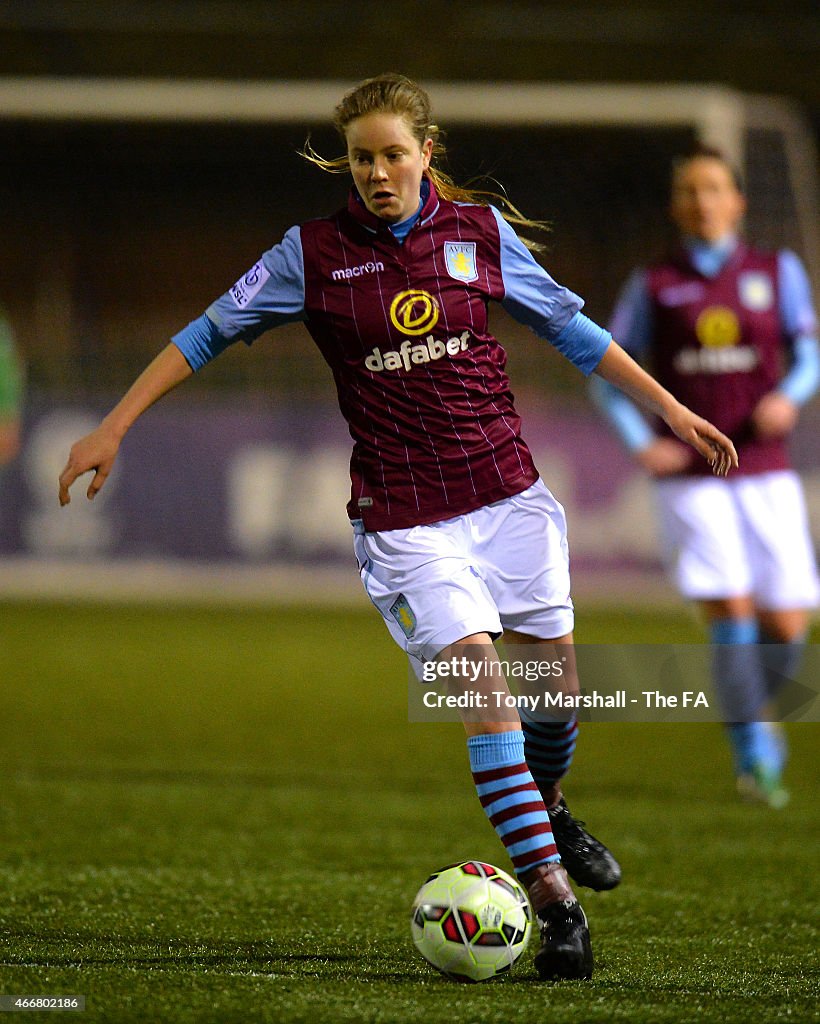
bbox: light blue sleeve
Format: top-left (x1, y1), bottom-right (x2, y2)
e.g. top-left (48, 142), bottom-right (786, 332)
top-left (172, 313), bottom-right (232, 372)
top-left (778, 250), bottom-right (818, 338)
top-left (203, 225), bottom-right (306, 345)
top-left (779, 335), bottom-right (820, 405)
top-left (551, 312), bottom-right (612, 376)
top-left (490, 206), bottom-right (585, 343)
top-left (588, 376), bottom-right (655, 452)
top-left (609, 269), bottom-right (653, 357)
top-left (588, 269), bottom-right (655, 452)
top-left (777, 250), bottom-right (820, 405)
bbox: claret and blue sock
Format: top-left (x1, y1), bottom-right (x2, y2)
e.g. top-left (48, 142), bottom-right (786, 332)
top-left (467, 729), bottom-right (593, 980)
top-left (520, 712), bottom-right (622, 891)
top-left (710, 617), bottom-right (790, 808)
top-left (759, 629), bottom-right (807, 701)
top-left (521, 715), bottom-right (579, 807)
top-left (467, 730), bottom-right (560, 880)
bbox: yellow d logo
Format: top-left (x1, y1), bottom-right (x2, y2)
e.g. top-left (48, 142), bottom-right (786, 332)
top-left (695, 306), bottom-right (741, 348)
top-left (389, 290), bottom-right (440, 336)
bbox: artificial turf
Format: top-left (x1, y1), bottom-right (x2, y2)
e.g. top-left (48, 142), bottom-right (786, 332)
top-left (0, 602), bottom-right (817, 1023)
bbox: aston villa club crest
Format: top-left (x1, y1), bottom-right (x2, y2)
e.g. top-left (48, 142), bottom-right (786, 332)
top-left (389, 594), bottom-right (417, 638)
top-left (444, 241), bottom-right (478, 283)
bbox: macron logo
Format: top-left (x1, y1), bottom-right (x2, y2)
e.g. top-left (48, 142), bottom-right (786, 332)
top-left (331, 260), bottom-right (385, 281)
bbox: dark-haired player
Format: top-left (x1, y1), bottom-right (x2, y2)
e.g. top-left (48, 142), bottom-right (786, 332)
top-left (594, 146), bottom-right (818, 808)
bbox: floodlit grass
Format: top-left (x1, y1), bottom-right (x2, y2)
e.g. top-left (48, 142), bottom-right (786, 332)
top-left (0, 602), bottom-right (817, 1023)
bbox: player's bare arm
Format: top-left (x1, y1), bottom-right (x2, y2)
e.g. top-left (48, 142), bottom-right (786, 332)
top-left (594, 340), bottom-right (738, 476)
top-left (58, 343), bottom-right (192, 506)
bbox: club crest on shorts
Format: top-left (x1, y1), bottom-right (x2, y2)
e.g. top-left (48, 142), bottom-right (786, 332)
top-left (738, 271), bottom-right (774, 312)
top-left (389, 594), bottom-right (417, 638)
top-left (444, 241), bottom-right (478, 283)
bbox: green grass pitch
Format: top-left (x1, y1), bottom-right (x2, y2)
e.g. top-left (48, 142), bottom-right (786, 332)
top-left (0, 601), bottom-right (817, 1023)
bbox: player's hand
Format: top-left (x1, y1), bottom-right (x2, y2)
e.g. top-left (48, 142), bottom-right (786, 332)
top-left (58, 424), bottom-right (121, 506)
top-left (664, 404), bottom-right (739, 477)
top-left (635, 437), bottom-right (694, 477)
top-left (751, 392), bottom-right (798, 439)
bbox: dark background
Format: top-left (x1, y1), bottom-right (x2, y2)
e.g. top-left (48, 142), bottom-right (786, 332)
top-left (0, 1), bottom-right (817, 401)
top-left (2, 1), bottom-right (818, 133)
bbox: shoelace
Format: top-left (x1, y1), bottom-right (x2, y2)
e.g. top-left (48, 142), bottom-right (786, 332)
top-left (556, 809), bottom-right (589, 832)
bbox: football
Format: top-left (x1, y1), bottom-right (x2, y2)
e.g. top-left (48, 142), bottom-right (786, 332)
top-left (410, 861), bottom-right (532, 982)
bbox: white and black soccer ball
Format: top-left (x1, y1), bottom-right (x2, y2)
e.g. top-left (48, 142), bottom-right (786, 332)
top-left (410, 861), bottom-right (532, 982)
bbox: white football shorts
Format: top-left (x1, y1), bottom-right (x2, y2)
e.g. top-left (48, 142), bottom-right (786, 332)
top-left (655, 470), bottom-right (819, 609)
top-left (353, 478), bottom-right (574, 673)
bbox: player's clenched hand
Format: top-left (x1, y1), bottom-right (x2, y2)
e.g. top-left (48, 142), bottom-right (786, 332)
top-left (664, 404), bottom-right (739, 477)
top-left (58, 424), bottom-right (121, 506)
top-left (636, 437), bottom-right (694, 477)
top-left (751, 392), bottom-right (798, 439)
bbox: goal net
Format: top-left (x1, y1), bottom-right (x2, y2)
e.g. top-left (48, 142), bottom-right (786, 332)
top-left (0, 79), bottom-right (815, 584)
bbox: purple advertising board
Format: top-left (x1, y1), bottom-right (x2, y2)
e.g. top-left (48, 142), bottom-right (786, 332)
top-left (2, 398), bottom-right (817, 575)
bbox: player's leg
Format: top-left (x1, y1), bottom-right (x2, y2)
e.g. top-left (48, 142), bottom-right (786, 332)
top-left (504, 628), bottom-right (622, 892)
top-left (754, 608), bottom-right (809, 790)
top-left (757, 607), bottom-right (810, 697)
top-left (470, 478), bottom-right (621, 891)
top-left (445, 631), bottom-right (592, 981)
top-left (655, 477), bottom-right (785, 798)
top-left (740, 470), bottom-right (818, 698)
top-left (699, 595), bottom-right (788, 807)
top-left (756, 609), bottom-right (810, 645)
top-left (737, 471), bottom-right (819, 803)
top-left (353, 519), bottom-right (591, 979)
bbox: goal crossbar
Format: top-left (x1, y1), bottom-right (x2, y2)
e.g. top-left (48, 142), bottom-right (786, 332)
top-left (0, 77), bottom-right (815, 284)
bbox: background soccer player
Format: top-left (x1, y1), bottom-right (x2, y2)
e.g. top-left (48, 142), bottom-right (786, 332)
top-left (593, 145), bottom-right (819, 808)
top-left (57, 74), bottom-right (737, 980)
top-left (0, 305), bottom-right (23, 470)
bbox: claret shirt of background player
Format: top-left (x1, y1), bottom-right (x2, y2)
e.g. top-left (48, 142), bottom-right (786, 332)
top-left (174, 179), bottom-right (611, 531)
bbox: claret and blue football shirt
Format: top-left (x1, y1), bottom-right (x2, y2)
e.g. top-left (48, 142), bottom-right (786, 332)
top-left (173, 179), bottom-right (611, 530)
top-left (595, 236), bottom-right (820, 475)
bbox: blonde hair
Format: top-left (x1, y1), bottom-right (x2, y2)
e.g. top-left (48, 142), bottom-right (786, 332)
top-left (302, 72), bottom-right (549, 251)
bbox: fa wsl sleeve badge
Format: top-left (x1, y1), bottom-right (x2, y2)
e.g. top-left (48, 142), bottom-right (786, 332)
top-left (444, 242), bottom-right (479, 283)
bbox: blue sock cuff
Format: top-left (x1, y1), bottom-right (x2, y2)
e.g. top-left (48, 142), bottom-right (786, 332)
top-left (710, 618), bottom-right (759, 645)
top-left (467, 730), bottom-right (525, 770)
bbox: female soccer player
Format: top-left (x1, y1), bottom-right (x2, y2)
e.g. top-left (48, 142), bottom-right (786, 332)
top-left (58, 75), bottom-right (737, 980)
top-left (594, 145), bottom-right (819, 808)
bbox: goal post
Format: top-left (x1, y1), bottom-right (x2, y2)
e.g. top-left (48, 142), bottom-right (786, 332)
top-left (0, 77), bottom-right (814, 284)
top-left (0, 77), bottom-right (816, 589)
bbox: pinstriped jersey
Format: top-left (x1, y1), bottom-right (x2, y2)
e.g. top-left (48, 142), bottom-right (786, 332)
top-left (181, 180), bottom-right (611, 530)
top-left (647, 246), bottom-right (789, 475)
top-left (300, 186), bottom-right (539, 530)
